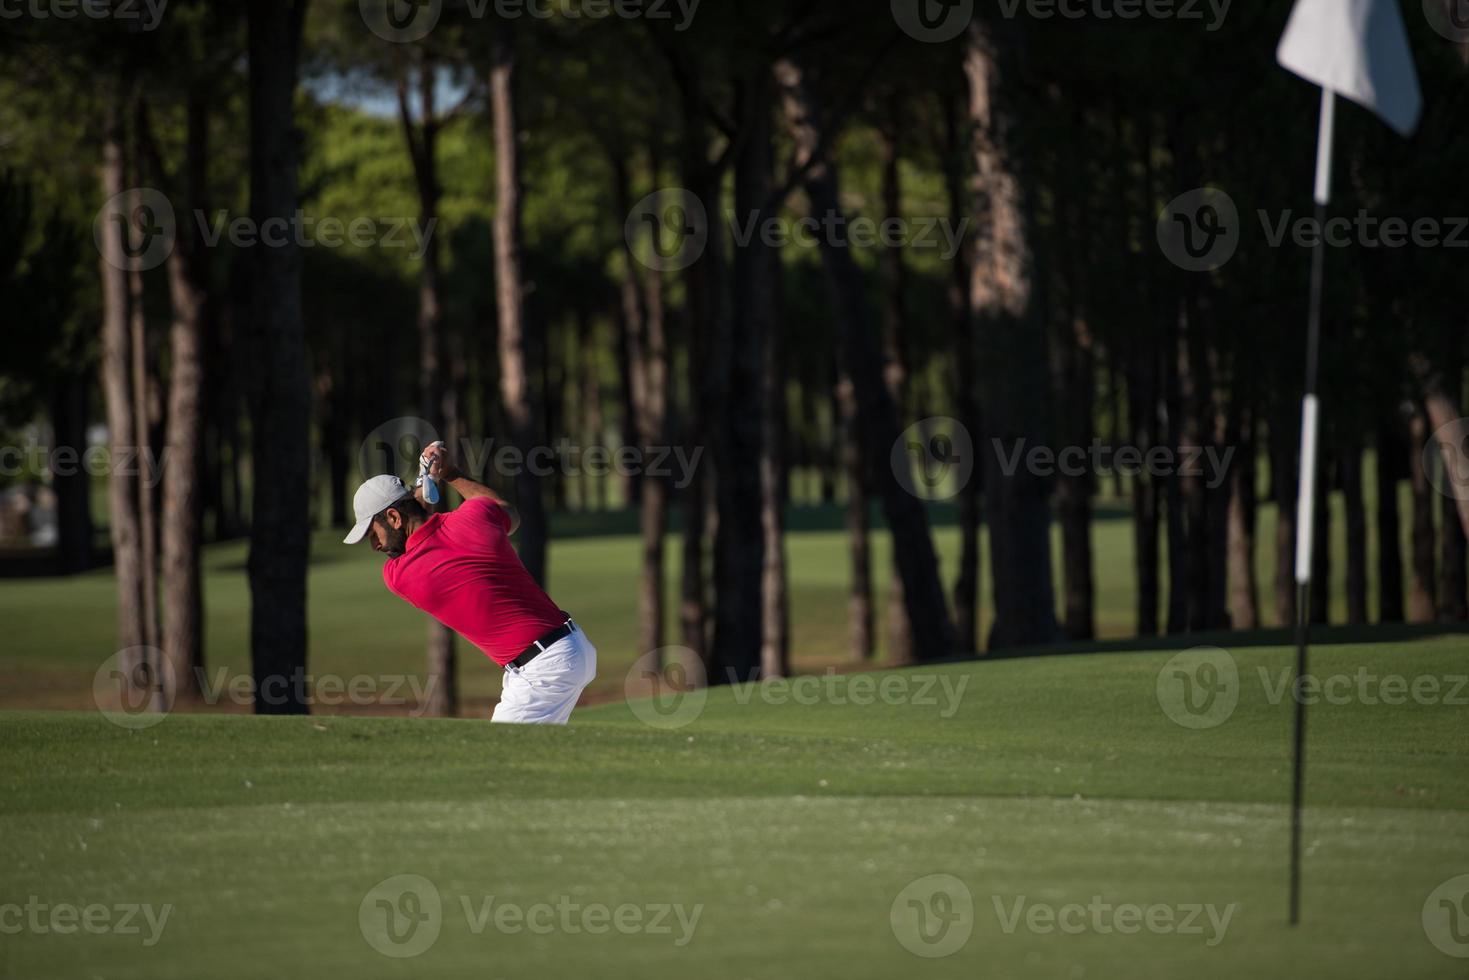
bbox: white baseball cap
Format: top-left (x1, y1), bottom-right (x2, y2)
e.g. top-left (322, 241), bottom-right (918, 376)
top-left (343, 475), bottom-right (415, 545)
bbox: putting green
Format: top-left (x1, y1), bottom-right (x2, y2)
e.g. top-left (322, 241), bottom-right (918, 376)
top-left (1, 634), bottom-right (1465, 978)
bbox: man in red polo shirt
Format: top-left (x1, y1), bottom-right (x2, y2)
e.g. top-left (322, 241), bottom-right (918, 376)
top-left (343, 443), bottom-right (596, 723)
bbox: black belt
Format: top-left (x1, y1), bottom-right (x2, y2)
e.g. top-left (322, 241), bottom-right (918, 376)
top-left (510, 619), bottom-right (576, 669)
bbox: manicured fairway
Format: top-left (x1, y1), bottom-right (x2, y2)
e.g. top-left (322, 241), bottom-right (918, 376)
top-left (2, 633), bottom-right (1466, 979)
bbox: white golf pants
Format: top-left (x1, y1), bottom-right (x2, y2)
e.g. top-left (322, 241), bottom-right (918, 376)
top-left (492, 627), bottom-right (597, 724)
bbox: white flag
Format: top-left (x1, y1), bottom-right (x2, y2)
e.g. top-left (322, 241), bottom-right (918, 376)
top-left (1277, 0), bottom-right (1422, 137)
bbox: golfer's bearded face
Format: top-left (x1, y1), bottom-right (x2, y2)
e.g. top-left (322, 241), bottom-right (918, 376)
top-left (371, 513), bottom-right (410, 558)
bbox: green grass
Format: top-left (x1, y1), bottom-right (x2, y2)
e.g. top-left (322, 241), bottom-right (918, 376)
top-left (1, 634), bottom-right (1467, 979)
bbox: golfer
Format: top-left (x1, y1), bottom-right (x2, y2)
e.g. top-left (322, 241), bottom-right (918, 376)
top-left (343, 443), bottom-right (596, 724)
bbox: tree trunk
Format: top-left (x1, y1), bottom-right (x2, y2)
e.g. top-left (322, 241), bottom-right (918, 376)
top-left (98, 108), bottom-right (152, 706)
top-left (1341, 437), bottom-right (1368, 624)
top-left (246, 0), bottom-right (312, 715)
top-left (576, 306), bottom-right (604, 510)
top-left (1225, 405), bottom-right (1259, 629)
top-left (1441, 483), bottom-right (1468, 621)
top-left (1376, 419), bottom-right (1405, 622)
top-left (710, 73), bottom-right (772, 685)
top-left (128, 118), bottom-right (161, 653)
top-left (963, 26), bottom-right (1057, 650)
top-left (878, 106), bottom-right (913, 665)
top-left (1413, 351), bottom-right (1469, 542)
top-left (1309, 451), bottom-right (1330, 625)
top-left (836, 364), bottom-right (874, 661)
top-left (1271, 408), bottom-right (1299, 627)
top-left (1408, 405), bottom-right (1437, 622)
top-left (1051, 105), bottom-right (1094, 643)
top-left (159, 92), bottom-right (210, 702)
top-left (678, 145), bottom-right (718, 670)
top-left (614, 146), bottom-right (673, 662)
top-left (491, 25), bottom-right (548, 586)
top-left (758, 252), bottom-right (789, 678)
top-left (943, 87), bottom-right (980, 653)
top-left (1421, 351), bottom-right (1467, 621)
top-left (399, 57), bottom-right (458, 717)
top-left (51, 374), bottom-right (93, 574)
top-left (777, 56), bottom-right (958, 661)
top-left (1130, 356), bottom-right (1161, 636)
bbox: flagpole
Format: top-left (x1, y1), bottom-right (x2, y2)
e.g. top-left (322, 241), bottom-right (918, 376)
top-left (1289, 85), bottom-right (1335, 928)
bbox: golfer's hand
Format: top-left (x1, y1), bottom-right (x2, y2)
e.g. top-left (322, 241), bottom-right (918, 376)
top-left (421, 442), bottom-right (460, 484)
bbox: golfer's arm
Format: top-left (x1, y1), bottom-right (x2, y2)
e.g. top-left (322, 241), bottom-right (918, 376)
top-left (447, 475), bottom-right (521, 535)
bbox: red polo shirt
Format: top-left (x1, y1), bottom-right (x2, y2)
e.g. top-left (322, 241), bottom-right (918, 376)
top-left (383, 498), bottom-right (565, 666)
